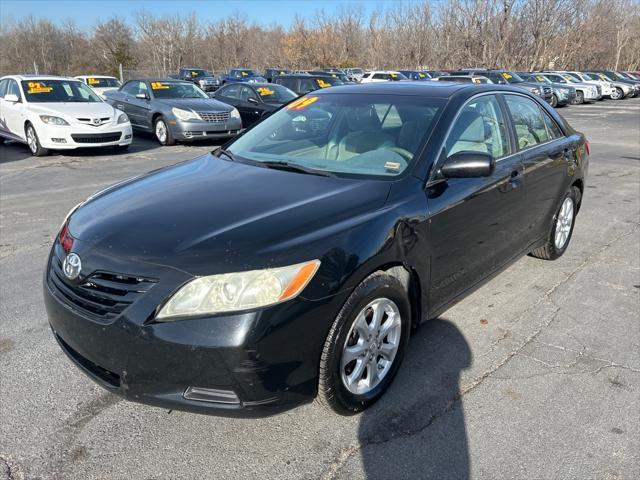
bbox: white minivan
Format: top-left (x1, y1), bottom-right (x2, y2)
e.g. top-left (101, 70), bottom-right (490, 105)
top-left (0, 75), bottom-right (132, 156)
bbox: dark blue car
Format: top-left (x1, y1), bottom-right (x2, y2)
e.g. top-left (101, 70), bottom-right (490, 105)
top-left (399, 70), bottom-right (431, 81)
top-left (222, 69), bottom-right (267, 84)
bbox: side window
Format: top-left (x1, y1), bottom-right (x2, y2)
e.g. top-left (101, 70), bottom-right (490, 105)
top-left (373, 73), bottom-right (388, 80)
top-left (541, 110), bottom-right (564, 139)
top-left (222, 84), bottom-right (240, 99)
top-left (7, 80), bottom-right (21, 100)
top-left (298, 79), bottom-right (316, 93)
top-left (138, 82), bottom-right (148, 95)
top-left (0, 79), bottom-right (8, 98)
top-left (240, 85), bottom-right (258, 102)
top-left (445, 94), bottom-right (509, 159)
top-left (505, 95), bottom-right (550, 150)
top-left (122, 82), bottom-right (139, 95)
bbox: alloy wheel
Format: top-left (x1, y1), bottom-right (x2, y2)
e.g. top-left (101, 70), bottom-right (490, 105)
top-left (554, 197), bottom-right (574, 249)
top-left (155, 120), bottom-right (168, 144)
top-left (340, 298), bottom-right (402, 395)
top-left (27, 126), bottom-right (38, 154)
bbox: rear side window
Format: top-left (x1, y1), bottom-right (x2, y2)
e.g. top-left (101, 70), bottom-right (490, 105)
top-left (446, 94), bottom-right (509, 159)
top-left (505, 95), bottom-right (550, 149)
top-left (0, 79), bottom-right (8, 98)
top-left (373, 73), bottom-right (389, 80)
top-left (7, 80), bottom-right (21, 99)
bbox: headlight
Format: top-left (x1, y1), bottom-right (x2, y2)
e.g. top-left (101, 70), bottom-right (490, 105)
top-left (40, 115), bottom-right (69, 126)
top-left (117, 113), bottom-right (129, 124)
top-left (156, 260), bottom-right (321, 320)
top-left (560, 88), bottom-right (570, 94)
top-left (230, 108), bottom-right (240, 119)
top-left (172, 107), bottom-right (200, 121)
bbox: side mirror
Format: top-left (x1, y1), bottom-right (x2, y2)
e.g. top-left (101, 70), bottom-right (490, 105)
top-left (247, 97), bottom-right (259, 104)
top-left (135, 93), bottom-right (149, 100)
top-left (441, 151), bottom-right (495, 178)
top-left (4, 93), bottom-right (19, 103)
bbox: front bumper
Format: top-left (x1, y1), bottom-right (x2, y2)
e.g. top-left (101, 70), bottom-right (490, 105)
top-left (555, 89), bottom-right (576, 105)
top-left (170, 117), bottom-right (242, 142)
top-left (44, 240), bottom-right (344, 417)
top-left (38, 122), bottom-right (133, 150)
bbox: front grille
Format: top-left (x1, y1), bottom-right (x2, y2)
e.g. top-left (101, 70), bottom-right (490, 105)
top-left (71, 132), bottom-right (121, 143)
top-left (542, 86), bottom-right (552, 96)
top-left (47, 246), bottom-right (156, 322)
top-left (197, 111), bottom-right (230, 123)
top-left (76, 117), bottom-right (111, 126)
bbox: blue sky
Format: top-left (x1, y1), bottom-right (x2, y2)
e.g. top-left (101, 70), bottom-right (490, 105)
top-left (0, 0), bottom-right (424, 28)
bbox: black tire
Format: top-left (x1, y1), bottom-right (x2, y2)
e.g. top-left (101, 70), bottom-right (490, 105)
top-left (317, 272), bottom-right (411, 415)
top-left (550, 94), bottom-right (558, 108)
top-left (611, 87), bottom-right (624, 100)
top-left (25, 123), bottom-right (49, 157)
top-left (530, 186), bottom-right (580, 261)
top-left (154, 116), bottom-right (175, 146)
top-left (573, 91), bottom-right (584, 105)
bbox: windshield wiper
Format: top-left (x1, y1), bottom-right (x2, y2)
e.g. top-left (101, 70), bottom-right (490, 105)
top-left (213, 147), bottom-right (235, 161)
top-left (260, 161), bottom-right (334, 177)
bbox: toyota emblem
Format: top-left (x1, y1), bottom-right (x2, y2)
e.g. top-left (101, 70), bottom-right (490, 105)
top-left (62, 253), bottom-right (82, 280)
top-left (92, 118), bottom-right (101, 126)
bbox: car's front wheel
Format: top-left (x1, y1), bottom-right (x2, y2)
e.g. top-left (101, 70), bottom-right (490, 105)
top-left (530, 186), bottom-right (580, 260)
top-left (610, 88), bottom-right (623, 100)
top-left (25, 123), bottom-right (49, 157)
top-left (154, 116), bottom-right (175, 146)
top-left (550, 94), bottom-right (558, 108)
top-left (317, 272), bottom-right (411, 415)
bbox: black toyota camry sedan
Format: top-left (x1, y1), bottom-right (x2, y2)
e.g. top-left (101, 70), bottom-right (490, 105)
top-left (44, 82), bottom-right (588, 417)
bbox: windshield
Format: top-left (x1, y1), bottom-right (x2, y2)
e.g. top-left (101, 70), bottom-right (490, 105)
top-left (236, 70), bottom-right (258, 77)
top-left (21, 80), bottom-right (102, 103)
top-left (187, 70), bottom-right (212, 78)
top-left (581, 73), bottom-right (596, 81)
top-left (315, 76), bottom-right (343, 87)
top-left (255, 85), bottom-right (297, 103)
top-left (531, 74), bottom-right (551, 84)
top-left (227, 93), bottom-right (444, 178)
top-left (389, 72), bottom-right (409, 81)
top-left (501, 71), bottom-right (525, 83)
top-left (150, 81), bottom-right (207, 99)
top-left (86, 77), bottom-right (120, 88)
top-left (562, 73), bottom-right (581, 82)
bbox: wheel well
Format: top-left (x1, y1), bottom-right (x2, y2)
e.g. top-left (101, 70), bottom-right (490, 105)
top-left (572, 179), bottom-right (584, 212)
top-left (151, 112), bottom-right (162, 125)
top-left (377, 264), bottom-right (423, 331)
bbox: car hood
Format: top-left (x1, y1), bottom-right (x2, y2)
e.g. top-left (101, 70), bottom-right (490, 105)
top-left (155, 98), bottom-right (232, 112)
top-left (68, 154), bottom-right (391, 275)
top-left (28, 102), bottom-right (116, 118)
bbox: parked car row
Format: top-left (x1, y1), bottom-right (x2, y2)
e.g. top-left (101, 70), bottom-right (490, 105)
top-left (1, 67), bottom-right (637, 156)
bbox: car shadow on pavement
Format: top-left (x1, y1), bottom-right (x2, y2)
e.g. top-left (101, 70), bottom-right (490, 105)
top-left (358, 318), bottom-right (471, 480)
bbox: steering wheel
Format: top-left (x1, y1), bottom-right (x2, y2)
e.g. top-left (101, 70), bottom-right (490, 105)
top-left (384, 147), bottom-right (413, 162)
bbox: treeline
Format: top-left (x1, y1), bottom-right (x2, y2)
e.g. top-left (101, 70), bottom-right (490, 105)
top-left (1, 0), bottom-right (638, 78)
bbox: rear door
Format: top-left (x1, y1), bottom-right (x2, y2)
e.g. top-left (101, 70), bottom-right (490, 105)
top-left (503, 94), bottom-right (573, 243)
top-left (427, 93), bottom-right (526, 310)
top-left (2, 79), bottom-right (26, 138)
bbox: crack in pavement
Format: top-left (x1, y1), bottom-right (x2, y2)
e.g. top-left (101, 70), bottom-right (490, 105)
top-left (323, 222), bottom-right (640, 479)
top-left (0, 455), bottom-right (24, 480)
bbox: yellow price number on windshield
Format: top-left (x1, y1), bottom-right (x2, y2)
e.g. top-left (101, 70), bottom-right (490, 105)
top-left (151, 82), bottom-right (170, 90)
top-left (418, 73), bottom-right (426, 78)
top-left (536, 75), bottom-right (546, 82)
top-left (27, 82), bottom-right (53, 94)
top-left (390, 73), bottom-right (398, 78)
top-left (87, 77), bottom-right (100, 85)
top-left (241, 71), bottom-right (249, 76)
top-left (191, 71), bottom-right (198, 77)
top-left (502, 72), bottom-right (512, 80)
top-left (316, 79), bottom-right (331, 88)
top-left (287, 96), bottom-right (319, 111)
top-left (257, 87), bottom-right (274, 96)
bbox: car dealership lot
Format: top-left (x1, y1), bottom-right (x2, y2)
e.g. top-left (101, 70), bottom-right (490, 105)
top-left (1, 100), bottom-right (638, 479)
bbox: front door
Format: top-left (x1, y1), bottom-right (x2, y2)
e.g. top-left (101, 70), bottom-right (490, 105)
top-left (427, 94), bottom-right (526, 311)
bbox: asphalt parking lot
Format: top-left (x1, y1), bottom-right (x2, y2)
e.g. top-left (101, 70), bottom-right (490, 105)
top-left (1, 99), bottom-right (639, 480)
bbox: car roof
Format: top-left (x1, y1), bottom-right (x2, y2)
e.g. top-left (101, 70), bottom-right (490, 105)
top-left (315, 81), bottom-right (513, 98)
top-left (75, 75), bottom-right (117, 78)
top-left (2, 74), bottom-right (78, 81)
top-left (125, 78), bottom-right (190, 83)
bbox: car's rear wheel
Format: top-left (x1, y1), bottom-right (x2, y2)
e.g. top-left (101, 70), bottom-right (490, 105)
top-left (154, 116), bottom-right (175, 146)
top-left (317, 272), bottom-right (411, 415)
top-left (530, 186), bottom-right (580, 260)
top-left (573, 91), bottom-right (584, 105)
top-left (25, 123), bottom-right (49, 157)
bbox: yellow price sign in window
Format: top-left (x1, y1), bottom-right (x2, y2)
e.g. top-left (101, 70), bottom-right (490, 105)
top-left (418, 73), bottom-right (425, 78)
top-left (287, 96), bottom-right (319, 111)
top-left (257, 87), bottom-right (274, 96)
top-left (88, 77), bottom-right (99, 85)
top-left (191, 71), bottom-right (198, 77)
top-left (241, 71), bottom-right (249, 76)
top-left (151, 82), bottom-right (170, 90)
top-left (316, 79), bottom-right (331, 88)
top-left (27, 81), bottom-right (53, 94)
top-left (502, 72), bottom-right (512, 80)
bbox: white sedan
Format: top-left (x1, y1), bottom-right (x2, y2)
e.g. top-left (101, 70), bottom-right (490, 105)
top-left (359, 71), bottom-right (409, 83)
top-left (75, 75), bottom-right (122, 99)
top-left (0, 75), bottom-right (132, 156)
